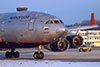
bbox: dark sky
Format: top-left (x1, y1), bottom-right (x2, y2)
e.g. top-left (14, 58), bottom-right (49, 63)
top-left (0, 0), bottom-right (100, 25)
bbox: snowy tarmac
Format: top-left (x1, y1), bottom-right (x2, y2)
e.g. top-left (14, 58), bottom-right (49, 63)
top-left (0, 60), bottom-right (100, 67)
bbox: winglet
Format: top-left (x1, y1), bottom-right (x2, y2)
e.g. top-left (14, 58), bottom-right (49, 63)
top-left (90, 13), bottom-right (96, 25)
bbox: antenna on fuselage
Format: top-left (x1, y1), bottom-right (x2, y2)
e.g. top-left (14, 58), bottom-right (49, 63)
top-left (16, 6), bottom-right (28, 12)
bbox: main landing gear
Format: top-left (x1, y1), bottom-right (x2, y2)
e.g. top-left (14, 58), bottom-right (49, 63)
top-left (5, 48), bottom-right (20, 58)
top-left (33, 45), bottom-right (44, 59)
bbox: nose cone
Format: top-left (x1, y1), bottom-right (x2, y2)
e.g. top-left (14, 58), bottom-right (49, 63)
top-left (56, 27), bottom-right (66, 36)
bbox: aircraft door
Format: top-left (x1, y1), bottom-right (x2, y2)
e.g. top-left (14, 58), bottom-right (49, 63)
top-left (0, 19), bottom-right (6, 41)
top-left (28, 19), bottom-right (35, 31)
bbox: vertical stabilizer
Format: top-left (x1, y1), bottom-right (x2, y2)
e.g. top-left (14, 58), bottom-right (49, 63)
top-left (90, 13), bottom-right (96, 25)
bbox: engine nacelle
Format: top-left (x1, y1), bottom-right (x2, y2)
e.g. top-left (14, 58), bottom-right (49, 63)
top-left (66, 35), bottom-right (83, 48)
top-left (44, 39), bottom-right (69, 52)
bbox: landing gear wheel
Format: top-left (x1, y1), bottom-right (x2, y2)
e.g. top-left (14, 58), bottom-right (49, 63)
top-left (14, 51), bottom-right (20, 58)
top-left (33, 45), bottom-right (44, 59)
top-left (33, 52), bottom-right (38, 59)
top-left (5, 52), bottom-right (12, 58)
top-left (5, 49), bottom-right (20, 58)
top-left (33, 51), bottom-right (44, 59)
top-left (39, 52), bottom-right (44, 59)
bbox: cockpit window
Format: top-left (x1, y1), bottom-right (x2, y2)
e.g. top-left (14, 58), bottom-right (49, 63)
top-left (60, 20), bottom-right (63, 24)
top-left (54, 20), bottom-right (59, 24)
top-left (45, 19), bottom-right (63, 24)
top-left (45, 20), bottom-right (53, 24)
top-left (50, 21), bottom-right (53, 24)
top-left (45, 20), bottom-right (50, 24)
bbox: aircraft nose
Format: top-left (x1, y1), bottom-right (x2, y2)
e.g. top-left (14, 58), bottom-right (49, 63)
top-left (56, 27), bottom-right (66, 36)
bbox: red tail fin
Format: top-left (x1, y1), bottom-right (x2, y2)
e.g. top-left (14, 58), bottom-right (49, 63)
top-left (90, 13), bottom-right (96, 25)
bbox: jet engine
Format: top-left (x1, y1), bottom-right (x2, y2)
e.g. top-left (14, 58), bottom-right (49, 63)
top-left (66, 35), bottom-right (83, 48)
top-left (44, 35), bottom-right (83, 52)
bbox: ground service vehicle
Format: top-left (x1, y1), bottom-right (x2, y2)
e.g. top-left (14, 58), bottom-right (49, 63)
top-left (78, 45), bottom-right (92, 52)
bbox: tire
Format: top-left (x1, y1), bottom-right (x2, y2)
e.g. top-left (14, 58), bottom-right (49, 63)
top-left (5, 52), bottom-right (10, 58)
top-left (14, 51), bottom-right (20, 58)
top-left (39, 52), bottom-right (44, 59)
top-left (33, 51), bottom-right (44, 59)
top-left (5, 52), bottom-right (12, 58)
top-left (33, 52), bottom-right (39, 59)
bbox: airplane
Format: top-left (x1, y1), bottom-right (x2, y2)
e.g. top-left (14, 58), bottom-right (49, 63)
top-left (0, 6), bottom-right (83, 59)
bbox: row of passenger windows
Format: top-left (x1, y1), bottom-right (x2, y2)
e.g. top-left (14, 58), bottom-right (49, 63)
top-left (45, 20), bottom-right (63, 24)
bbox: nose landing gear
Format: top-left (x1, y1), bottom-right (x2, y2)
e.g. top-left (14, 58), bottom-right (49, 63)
top-left (33, 45), bottom-right (44, 59)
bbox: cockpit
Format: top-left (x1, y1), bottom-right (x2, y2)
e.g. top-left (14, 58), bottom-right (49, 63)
top-left (45, 19), bottom-right (63, 24)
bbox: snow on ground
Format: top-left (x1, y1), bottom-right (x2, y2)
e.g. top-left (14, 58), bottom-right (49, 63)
top-left (0, 60), bottom-right (100, 67)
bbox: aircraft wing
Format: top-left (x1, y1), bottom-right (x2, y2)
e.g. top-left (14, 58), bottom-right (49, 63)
top-left (66, 25), bottom-right (99, 31)
top-left (64, 25), bottom-right (99, 37)
top-left (61, 25), bottom-right (92, 37)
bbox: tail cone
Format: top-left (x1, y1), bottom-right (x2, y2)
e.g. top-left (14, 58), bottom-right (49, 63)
top-left (90, 13), bottom-right (96, 25)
